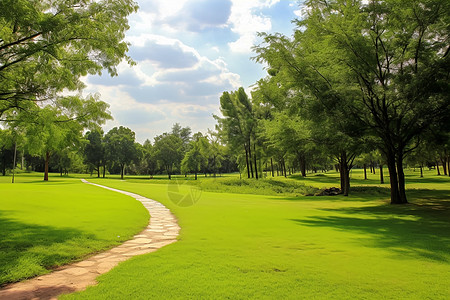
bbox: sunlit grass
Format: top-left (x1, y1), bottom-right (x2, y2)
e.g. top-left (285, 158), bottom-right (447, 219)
top-left (0, 174), bottom-right (149, 285)
top-left (62, 168), bottom-right (450, 299)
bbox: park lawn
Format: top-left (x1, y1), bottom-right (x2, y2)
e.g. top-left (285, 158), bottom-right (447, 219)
top-left (0, 173), bottom-right (149, 285)
top-left (64, 169), bottom-right (450, 299)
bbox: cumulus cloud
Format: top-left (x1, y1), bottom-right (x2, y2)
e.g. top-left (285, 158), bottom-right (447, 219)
top-left (80, 0), bottom-right (299, 142)
top-left (129, 39), bottom-right (199, 68)
top-left (227, 0), bottom-right (280, 53)
top-left (168, 0), bottom-right (232, 32)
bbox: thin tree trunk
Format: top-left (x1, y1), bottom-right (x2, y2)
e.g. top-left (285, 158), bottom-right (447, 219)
top-left (244, 146), bottom-right (250, 179)
top-left (441, 157), bottom-right (448, 175)
top-left (379, 163), bottom-right (384, 184)
top-left (248, 142), bottom-right (254, 178)
top-left (103, 164), bottom-right (106, 178)
top-left (338, 152), bottom-right (350, 196)
top-left (299, 154), bottom-right (306, 177)
top-left (97, 163), bottom-right (100, 178)
top-left (364, 164), bottom-right (367, 180)
top-left (121, 165), bottom-right (124, 180)
top-left (396, 153), bottom-right (408, 204)
top-left (44, 151), bottom-right (50, 181)
top-left (12, 141), bottom-right (17, 183)
top-left (283, 159), bottom-right (287, 178)
top-left (447, 156), bottom-right (450, 177)
top-left (253, 144), bottom-right (258, 180)
top-left (195, 172), bottom-right (197, 180)
top-left (436, 161), bottom-right (441, 175)
top-left (271, 158), bottom-right (274, 177)
top-left (420, 165), bottom-right (423, 177)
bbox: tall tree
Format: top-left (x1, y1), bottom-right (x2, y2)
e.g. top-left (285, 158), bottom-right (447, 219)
top-left (153, 133), bottom-right (183, 180)
top-left (104, 126), bottom-right (138, 180)
top-left (216, 88), bottom-right (257, 179)
top-left (142, 139), bottom-right (158, 179)
top-left (84, 130), bottom-right (105, 178)
top-left (21, 95), bottom-right (110, 180)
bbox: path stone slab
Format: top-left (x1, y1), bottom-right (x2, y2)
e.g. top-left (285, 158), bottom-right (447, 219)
top-left (0, 179), bottom-right (179, 300)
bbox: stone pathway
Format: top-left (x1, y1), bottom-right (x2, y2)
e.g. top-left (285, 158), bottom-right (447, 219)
top-left (0, 179), bottom-right (180, 300)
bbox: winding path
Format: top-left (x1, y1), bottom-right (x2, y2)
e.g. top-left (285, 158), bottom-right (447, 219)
top-left (0, 179), bottom-right (180, 300)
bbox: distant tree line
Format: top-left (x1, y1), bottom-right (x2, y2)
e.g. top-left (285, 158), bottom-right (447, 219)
top-left (0, 123), bottom-right (238, 180)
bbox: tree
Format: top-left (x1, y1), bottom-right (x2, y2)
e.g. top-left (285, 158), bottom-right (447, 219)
top-left (181, 138), bottom-right (206, 180)
top-left (254, 0), bottom-right (450, 203)
top-left (216, 88), bottom-right (257, 179)
top-left (0, 0), bottom-right (138, 118)
top-left (19, 95), bottom-right (110, 181)
top-left (142, 139), bottom-right (158, 179)
top-left (84, 130), bottom-right (105, 178)
top-left (0, 129), bottom-right (14, 176)
top-left (104, 126), bottom-right (138, 180)
top-left (153, 133), bottom-right (183, 180)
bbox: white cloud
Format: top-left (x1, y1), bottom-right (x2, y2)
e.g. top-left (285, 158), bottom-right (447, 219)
top-left (82, 35), bottom-right (241, 142)
top-left (227, 0), bottom-right (280, 53)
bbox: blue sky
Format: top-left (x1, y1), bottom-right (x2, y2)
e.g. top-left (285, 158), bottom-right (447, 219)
top-left (83, 0), bottom-right (303, 142)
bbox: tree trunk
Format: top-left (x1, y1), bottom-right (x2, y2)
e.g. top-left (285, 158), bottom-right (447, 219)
top-left (271, 158), bottom-right (274, 177)
top-left (97, 163), bottom-right (100, 178)
top-left (120, 164), bottom-right (124, 180)
top-left (436, 161), bottom-right (441, 175)
top-left (338, 152), bottom-right (350, 196)
top-left (103, 164), bottom-right (106, 178)
top-left (244, 146), bottom-right (250, 179)
top-left (364, 164), bottom-right (367, 180)
top-left (283, 159), bottom-right (287, 178)
top-left (253, 144), bottom-right (258, 180)
top-left (12, 141), bottom-right (17, 183)
top-left (379, 163), bottom-right (384, 184)
top-left (195, 172), bottom-right (197, 180)
top-left (44, 151), bottom-right (50, 181)
top-left (299, 154), bottom-right (306, 177)
top-left (441, 157), bottom-right (448, 175)
top-left (396, 153), bottom-right (408, 204)
top-left (386, 152), bottom-right (400, 204)
top-left (420, 165), bottom-right (423, 177)
top-left (248, 142), bottom-right (254, 178)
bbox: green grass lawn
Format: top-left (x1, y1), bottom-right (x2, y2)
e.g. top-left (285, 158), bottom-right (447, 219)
top-left (0, 173), bottom-right (149, 285)
top-left (59, 168), bottom-right (450, 299)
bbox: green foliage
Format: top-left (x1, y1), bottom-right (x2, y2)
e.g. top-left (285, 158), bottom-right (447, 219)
top-left (104, 126), bottom-right (138, 179)
top-left (194, 177), bottom-right (318, 196)
top-left (0, 0), bottom-right (138, 116)
top-left (253, 0), bottom-right (450, 203)
top-left (153, 132), bottom-right (184, 179)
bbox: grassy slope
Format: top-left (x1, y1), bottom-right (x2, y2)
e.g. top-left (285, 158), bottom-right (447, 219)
top-left (64, 169), bottom-right (450, 299)
top-left (0, 174), bottom-right (149, 285)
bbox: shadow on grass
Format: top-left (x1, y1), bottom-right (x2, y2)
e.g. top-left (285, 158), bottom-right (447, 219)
top-left (0, 211), bottom-right (95, 285)
top-left (291, 189), bottom-right (450, 262)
